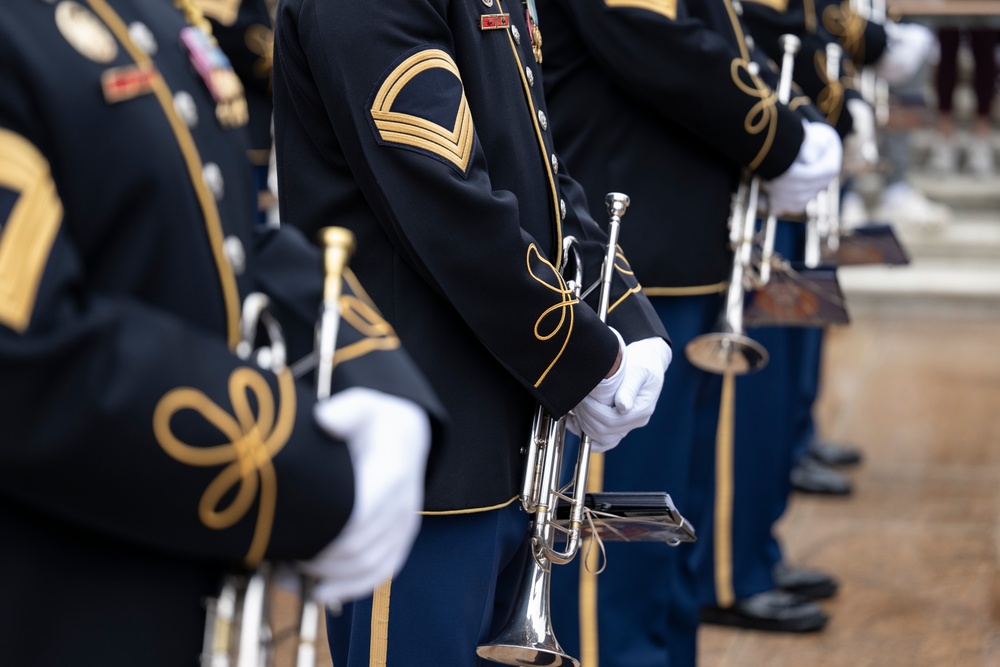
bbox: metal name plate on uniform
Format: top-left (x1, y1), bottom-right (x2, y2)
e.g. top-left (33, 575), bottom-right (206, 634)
top-left (825, 223), bottom-right (911, 267)
top-left (743, 264), bottom-right (850, 327)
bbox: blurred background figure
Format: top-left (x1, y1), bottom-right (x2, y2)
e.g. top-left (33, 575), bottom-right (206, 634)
top-left (927, 25), bottom-right (999, 177)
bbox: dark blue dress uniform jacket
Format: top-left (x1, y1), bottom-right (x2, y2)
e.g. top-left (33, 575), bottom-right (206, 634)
top-left (272, 0), bottom-right (668, 512)
top-left (539, 0), bottom-right (807, 291)
top-left (0, 2), bottom-right (440, 665)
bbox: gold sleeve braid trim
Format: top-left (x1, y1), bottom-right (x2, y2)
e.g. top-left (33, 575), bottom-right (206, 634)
top-left (333, 268), bottom-right (402, 367)
top-left (187, 0), bottom-right (240, 26)
top-left (87, 0), bottom-right (243, 348)
top-left (730, 58), bottom-right (778, 171)
top-left (420, 495), bottom-right (519, 516)
top-left (370, 49), bottom-right (475, 173)
top-left (604, 0), bottom-right (679, 20)
top-left (0, 130), bottom-right (64, 334)
top-left (739, 0), bottom-right (789, 12)
top-left (245, 24), bottom-right (274, 83)
top-left (789, 95), bottom-right (811, 111)
top-left (153, 367), bottom-right (296, 567)
top-left (527, 244), bottom-right (578, 388)
top-left (644, 281), bottom-right (728, 296)
top-left (815, 51), bottom-right (844, 126)
top-left (804, 0), bottom-right (818, 33)
top-left (823, 1), bottom-right (866, 62)
top-left (607, 246), bottom-right (643, 315)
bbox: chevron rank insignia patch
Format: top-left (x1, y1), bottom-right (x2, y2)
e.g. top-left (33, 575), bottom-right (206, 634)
top-left (368, 48), bottom-right (475, 175)
top-left (604, 0), bottom-right (678, 20)
top-left (0, 130), bottom-right (63, 333)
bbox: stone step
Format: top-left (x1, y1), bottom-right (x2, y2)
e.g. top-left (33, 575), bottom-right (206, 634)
top-left (837, 256), bottom-right (1000, 319)
top-left (895, 216), bottom-right (1000, 260)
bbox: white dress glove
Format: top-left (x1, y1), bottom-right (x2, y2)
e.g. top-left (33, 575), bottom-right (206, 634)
top-left (300, 387), bottom-right (431, 610)
top-left (876, 21), bottom-right (934, 86)
top-left (569, 329), bottom-right (672, 453)
top-left (842, 98), bottom-right (879, 176)
top-left (763, 121), bottom-right (843, 216)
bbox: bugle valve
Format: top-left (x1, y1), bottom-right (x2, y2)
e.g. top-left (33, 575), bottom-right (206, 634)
top-left (476, 193), bottom-right (629, 667)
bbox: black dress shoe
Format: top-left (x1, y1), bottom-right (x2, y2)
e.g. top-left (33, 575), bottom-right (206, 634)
top-left (773, 563), bottom-right (839, 600)
top-left (791, 457), bottom-right (853, 495)
top-left (808, 438), bottom-right (863, 467)
top-left (700, 589), bottom-right (828, 633)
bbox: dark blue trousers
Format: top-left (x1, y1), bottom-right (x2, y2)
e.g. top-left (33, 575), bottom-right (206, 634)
top-left (326, 503), bottom-right (531, 666)
top-left (691, 220), bottom-right (828, 608)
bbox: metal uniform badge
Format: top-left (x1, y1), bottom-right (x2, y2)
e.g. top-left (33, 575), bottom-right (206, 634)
top-left (179, 26), bottom-right (249, 128)
top-left (480, 13), bottom-right (511, 30)
top-left (523, 0), bottom-right (542, 62)
top-left (55, 1), bottom-right (118, 64)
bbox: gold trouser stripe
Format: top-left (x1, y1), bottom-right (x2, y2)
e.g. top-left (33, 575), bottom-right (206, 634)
top-left (579, 451), bottom-right (605, 667)
top-left (713, 373), bottom-right (736, 607)
top-left (369, 580), bottom-right (392, 667)
top-left (86, 0), bottom-right (242, 348)
top-left (644, 281), bottom-right (727, 297)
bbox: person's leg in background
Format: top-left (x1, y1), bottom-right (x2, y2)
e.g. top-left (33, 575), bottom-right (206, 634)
top-left (928, 26), bottom-right (962, 173)
top-left (696, 221), bottom-right (830, 634)
top-left (964, 28), bottom-right (998, 177)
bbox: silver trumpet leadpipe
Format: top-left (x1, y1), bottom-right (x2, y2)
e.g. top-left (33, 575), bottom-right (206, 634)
top-left (298, 226), bottom-right (356, 667)
top-left (871, 0), bottom-right (891, 126)
top-left (758, 34), bottom-right (802, 286)
top-left (476, 193), bottom-right (630, 667)
top-left (824, 42), bottom-right (844, 255)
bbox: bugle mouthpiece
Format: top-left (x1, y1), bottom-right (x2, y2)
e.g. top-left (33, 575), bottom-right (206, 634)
top-left (605, 192), bottom-right (630, 218)
top-left (317, 226), bottom-right (356, 255)
top-left (779, 34), bottom-right (801, 56)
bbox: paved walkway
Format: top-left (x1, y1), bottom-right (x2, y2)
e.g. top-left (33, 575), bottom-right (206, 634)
top-left (701, 141), bottom-right (1000, 665)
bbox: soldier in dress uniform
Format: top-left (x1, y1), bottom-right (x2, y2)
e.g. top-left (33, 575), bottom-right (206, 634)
top-left (270, 1), bottom-right (675, 665)
top-left (715, 0), bottom-right (929, 633)
top-left (0, 2), bottom-right (444, 665)
top-left (537, 0), bottom-right (843, 663)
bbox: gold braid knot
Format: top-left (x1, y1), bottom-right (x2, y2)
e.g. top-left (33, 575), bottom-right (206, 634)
top-left (730, 58), bottom-right (779, 170)
top-left (153, 367), bottom-right (296, 567)
top-left (528, 244), bottom-right (578, 387)
top-left (823, 2), bottom-right (866, 63)
top-left (815, 51), bottom-right (844, 126)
